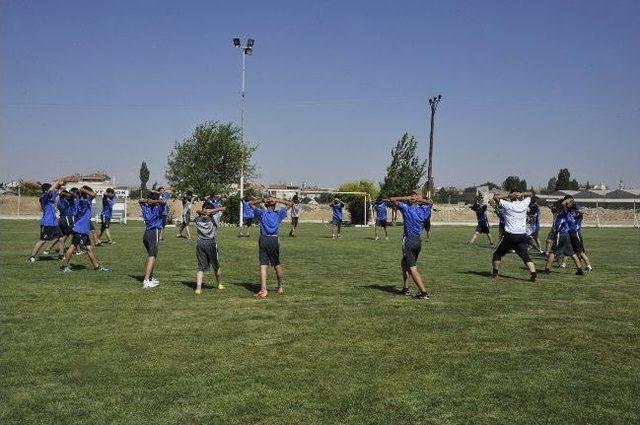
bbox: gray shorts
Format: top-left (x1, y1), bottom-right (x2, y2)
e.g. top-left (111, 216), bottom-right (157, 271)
top-left (196, 238), bottom-right (219, 271)
top-left (182, 212), bottom-right (191, 225)
top-left (259, 234), bottom-right (280, 266)
top-left (143, 228), bottom-right (161, 257)
top-left (401, 235), bottom-right (422, 270)
top-left (553, 233), bottom-right (575, 257)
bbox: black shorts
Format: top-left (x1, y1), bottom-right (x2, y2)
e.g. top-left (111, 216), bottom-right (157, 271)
top-left (553, 233), bottom-right (574, 256)
top-left (569, 232), bottom-right (584, 254)
top-left (196, 239), bottom-right (219, 271)
top-left (476, 222), bottom-right (490, 234)
top-left (182, 212), bottom-right (191, 225)
top-left (493, 232), bottom-right (531, 263)
top-left (546, 229), bottom-right (557, 242)
top-left (332, 218), bottom-right (342, 226)
top-left (259, 235), bottom-right (280, 266)
top-left (143, 228), bottom-right (161, 257)
top-left (376, 219), bottom-right (387, 228)
top-left (401, 235), bottom-right (422, 270)
top-left (72, 232), bottom-right (91, 248)
top-left (424, 219), bottom-right (431, 232)
top-left (40, 225), bottom-right (62, 241)
top-left (244, 217), bottom-right (254, 226)
top-left (59, 217), bottom-right (74, 236)
top-left (101, 216), bottom-right (111, 231)
top-left (531, 229), bottom-right (539, 240)
top-left (291, 217), bottom-right (299, 227)
top-left (161, 216), bottom-right (167, 228)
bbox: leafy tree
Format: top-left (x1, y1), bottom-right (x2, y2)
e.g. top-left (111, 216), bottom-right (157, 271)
top-left (547, 177), bottom-right (557, 192)
top-left (379, 133), bottom-right (426, 197)
top-left (139, 161), bottom-right (150, 197)
top-left (19, 181), bottom-right (42, 197)
top-left (337, 180), bottom-right (379, 225)
top-left (554, 168), bottom-right (579, 190)
top-left (433, 187), bottom-right (464, 204)
top-left (166, 121), bottom-right (257, 197)
top-left (502, 176), bottom-right (527, 192)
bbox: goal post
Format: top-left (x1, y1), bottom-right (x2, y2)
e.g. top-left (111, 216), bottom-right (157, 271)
top-left (322, 191), bottom-right (371, 227)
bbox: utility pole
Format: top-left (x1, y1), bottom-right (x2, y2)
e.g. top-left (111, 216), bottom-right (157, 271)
top-left (425, 94), bottom-right (442, 198)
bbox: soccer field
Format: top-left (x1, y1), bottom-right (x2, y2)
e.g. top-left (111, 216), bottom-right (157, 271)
top-left (1, 220), bottom-right (639, 425)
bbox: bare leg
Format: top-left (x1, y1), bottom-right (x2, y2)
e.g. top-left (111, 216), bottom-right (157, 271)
top-left (259, 265), bottom-right (268, 291)
top-left (331, 223), bottom-right (336, 238)
top-left (275, 264), bottom-right (285, 289)
top-left (545, 253), bottom-right (556, 270)
top-left (60, 245), bottom-right (75, 266)
top-left (525, 261), bottom-right (536, 273)
top-left (144, 256), bottom-right (156, 281)
top-left (384, 226), bottom-right (388, 238)
top-left (103, 228), bottom-right (112, 243)
top-left (185, 226), bottom-right (191, 239)
top-left (374, 225), bottom-right (379, 239)
top-left (196, 270), bottom-right (204, 291)
top-left (468, 232), bottom-right (479, 244)
top-left (492, 259), bottom-right (502, 275)
top-left (580, 252), bottom-right (591, 269)
top-left (214, 268), bottom-right (222, 285)
top-left (487, 233), bottom-right (494, 245)
top-left (571, 254), bottom-right (582, 269)
top-left (402, 269), bottom-right (410, 289)
top-left (85, 246), bottom-right (100, 268)
top-left (30, 240), bottom-right (46, 257)
top-left (408, 266), bottom-right (427, 293)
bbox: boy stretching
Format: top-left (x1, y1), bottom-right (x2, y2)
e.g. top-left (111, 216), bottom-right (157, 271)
top-left (389, 192), bottom-right (432, 300)
top-left (329, 197), bottom-right (345, 238)
top-left (467, 203), bottom-right (494, 245)
top-left (139, 191), bottom-right (166, 288)
top-left (98, 188), bottom-right (116, 244)
top-left (249, 196), bottom-right (293, 298)
top-left (29, 180), bottom-right (65, 262)
top-left (240, 195), bottom-right (255, 237)
top-left (177, 190), bottom-right (195, 239)
top-left (544, 197), bottom-right (584, 275)
top-left (194, 204), bottom-right (226, 294)
top-left (288, 195), bottom-right (302, 237)
top-left (374, 197), bottom-right (390, 240)
top-left (59, 186), bottom-right (110, 273)
top-left (566, 205), bottom-right (592, 271)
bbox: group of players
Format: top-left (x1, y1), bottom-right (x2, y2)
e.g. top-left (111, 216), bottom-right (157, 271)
top-left (28, 180), bottom-right (591, 300)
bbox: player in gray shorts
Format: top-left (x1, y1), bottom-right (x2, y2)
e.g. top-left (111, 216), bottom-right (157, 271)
top-left (193, 205), bottom-right (226, 294)
top-left (288, 194), bottom-right (301, 237)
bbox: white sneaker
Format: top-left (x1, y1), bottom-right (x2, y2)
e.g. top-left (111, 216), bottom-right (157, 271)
top-left (587, 265), bottom-right (593, 271)
top-left (142, 280), bottom-right (159, 289)
top-left (560, 263), bottom-right (567, 269)
top-left (151, 277), bottom-right (160, 284)
top-left (375, 236), bottom-right (379, 241)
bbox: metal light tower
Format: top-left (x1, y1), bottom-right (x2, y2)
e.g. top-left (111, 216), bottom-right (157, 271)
top-left (233, 37), bottom-right (254, 228)
top-left (425, 94), bottom-right (442, 198)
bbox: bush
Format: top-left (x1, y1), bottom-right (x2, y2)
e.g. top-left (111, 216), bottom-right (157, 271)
top-left (346, 197), bottom-right (372, 225)
top-left (19, 181), bottom-right (42, 197)
top-left (222, 194), bottom-right (241, 225)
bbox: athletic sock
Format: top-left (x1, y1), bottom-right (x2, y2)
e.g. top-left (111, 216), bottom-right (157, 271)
top-left (531, 272), bottom-right (537, 280)
top-left (492, 268), bottom-right (499, 276)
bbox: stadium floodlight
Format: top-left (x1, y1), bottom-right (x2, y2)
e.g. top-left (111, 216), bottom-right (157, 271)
top-left (232, 37), bottom-right (256, 229)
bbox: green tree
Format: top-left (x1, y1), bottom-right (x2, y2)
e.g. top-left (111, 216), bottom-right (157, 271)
top-left (379, 133), bottom-right (426, 197)
top-left (502, 176), bottom-right (527, 192)
top-left (139, 161), bottom-right (150, 197)
top-left (547, 177), bottom-right (557, 192)
top-left (166, 121), bottom-right (257, 197)
top-left (554, 168), bottom-right (579, 190)
top-left (337, 180), bottom-right (379, 225)
top-left (479, 181), bottom-right (500, 190)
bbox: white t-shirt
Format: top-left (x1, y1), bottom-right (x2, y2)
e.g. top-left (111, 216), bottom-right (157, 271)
top-left (499, 197), bottom-right (531, 235)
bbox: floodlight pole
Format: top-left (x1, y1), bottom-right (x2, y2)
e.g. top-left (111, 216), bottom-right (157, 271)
top-left (426, 94), bottom-right (442, 198)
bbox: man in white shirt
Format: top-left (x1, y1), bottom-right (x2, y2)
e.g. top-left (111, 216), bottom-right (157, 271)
top-left (491, 189), bottom-right (538, 282)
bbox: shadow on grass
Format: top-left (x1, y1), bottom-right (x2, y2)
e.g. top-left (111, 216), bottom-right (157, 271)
top-left (179, 280), bottom-right (214, 290)
top-left (229, 281), bottom-right (261, 293)
top-left (128, 274), bottom-right (145, 283)
top-left (460, 270), bottom-right (530, 282)
top-left (69, 264), bottom-right (88, 270)
top-left (37, 256), bottom-right (59, 261)
top-left (361, 284), bottom-right (402, 294)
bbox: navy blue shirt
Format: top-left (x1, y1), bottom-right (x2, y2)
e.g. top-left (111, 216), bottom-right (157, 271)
top-left (101, 196), bottom-right (115, 218)
top-left (330, 202), bottom-right (344, 221)
top-left (141, 203), bottom-right (164, 230)
top-left (397, 202), bottom-right (426, 237)
top-left (421, 204), bottom-right (433, 222)
top-left (242, 200), bottom-right (255, 219)
top-left (375, 201), bottom-right (388, 221)
top-left (252, 206), bottom-right (288, 235)
top-left (39, 190), bottom-right (59, 227)
top-left (58, 196), bottom-right (73, 218)
top-left (72, 196), bottom-right (94, 234)
top-left (553, 211), bottom-right (571, 234)
top-left (475, 205), bottom-right (488, 224)
top-left (160, 192), bottom-right (170, 216)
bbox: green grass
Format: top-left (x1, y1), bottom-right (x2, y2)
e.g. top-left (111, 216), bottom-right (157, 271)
top-left (1, 220), bottom-right (639, 425)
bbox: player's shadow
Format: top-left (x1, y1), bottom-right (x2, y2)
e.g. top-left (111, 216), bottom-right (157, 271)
top-left (230, 281), bottom-right (261, 293)
top-left (179, 281), bottom-right (214, 290)
top-left (37, 256), bottom-right (59, 261)
top-left (460, 270), bottom-right (529, 282)
top-left (361, 284), bottom-right (403, 294)
top-left (128, 274), bottom-right (145, 283)
top-left (69, 264), bottom-right (88, 270)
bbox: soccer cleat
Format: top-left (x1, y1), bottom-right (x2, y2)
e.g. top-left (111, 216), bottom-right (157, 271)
top-left (560, 263), bottom-right (567, 269)
top-left (217, 283), bottom-right (225, 290)
top-left (575, 269), bottom-right (585, 276)
top-left (151, 277), bottom-right (159, 284)
top-left (28, 256), bottom-right (36, 263)
top-left (96, 265), bottom-right (110, 272)
top-left (375, 236), bottom-right (379, 241)
top-left (42, 250), bottom-right (50, 255)
top-left (586, 265), bottom-right (593, 271)
top-left (276, 286), bottom-right (284, 295)
top-left (194, 289), bottom-right (203, 295)
top-left (413, 292), bottom-right (430, 300)
top-left (400, 287), bottom-right (411, 296)
top-left (337, 234), bottom-right (342, 238)
top-left (254, 289), bottom-right (268, 298)
top-left (60, 266), bottom-right (72, 273)
top-left (75, 251), bottom-right (85, 256)
top-left (142, 280), bottom-right (159, 289)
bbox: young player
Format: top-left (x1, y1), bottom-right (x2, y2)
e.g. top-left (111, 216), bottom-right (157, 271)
top-left (389, 192), bottom-right (432, 300)
top-left (249, 196), bottom-right (293, 298)
top-left (567, 204), bottom-right (592, 271)
top-left (288, 194), bottom-right (301, 237)
top-left (373, 197), bottom-right (390, 240)
top-left (467, 203), bottom-right (494, 245)
top-left (240, 195), bottom-right (255, 237)
top-left (29, 180), bottom-right (65, 262)
top-left (545, 203), bottom-right (560, 255)
top-left (55, 188), bottom-right (76, 255)
top-left (59, 186), bottom-right (110, 273)
top-left (193, 204), bottom-right (227, 294)
top-left (157, 187), bottom-right (171, 240)
top-left (97, 188), bottom-right (116, 244)
top-left (490, 190), bottom-right (538, 282)
top-left (329, 197), bottom-right (345, 238)
top-left (526, 197), bottom-right (544, 254)
top-left (177, 190), bottom-right (195, 239)
top-left (544, 197), bottom-right (584, 275)
top-left (139, 191), bottom-right (166, 288)
top-left (421, 201), bottom-right (433, 241)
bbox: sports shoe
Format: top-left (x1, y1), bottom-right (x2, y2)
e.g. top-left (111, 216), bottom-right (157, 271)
top-left (375, 236), bottom-right (379, 241)
top-left (530, 275), bottom-right (539, 283)
top-left (217, 283), bottom-right (225, 290)
top-left (575, 269), bottom-right (585, 276)
top-left (28, 256), bottom-right (36, 263)
top-left (276, 286), bottom-right (284, 295)
top-left (400, 287), bottom-right (411, 296)
top-left (337, 234), bottom-right (342, 238)
top-left (385, 237), bottom-right (388, 241)
top-left (60, 266), bottom-right (72, 273)
top-left (560, 263), bottom-right (567, 269)
top-left (151, 277), bottom-right (159, 284)
top-left (96, 265), bottom-right (110, 272)
top-left (75, 251), bottom-right (85, 256)
top-left (586, 265), bottom-right (593, 271)
top-left (413, 292), bottom-right (430, 300)
top-left (194, 289), bottom-right (203, 295)
top-left (543, 269), bottom-right (551, 274)
top-left (490, 274), bottom-right (502, 280)
top-left (142, 280), bottom-right (159, 289)
top-left (254, 289), bottom-right (268, 298)
top-left (42, 250), bottom-right (50, 255)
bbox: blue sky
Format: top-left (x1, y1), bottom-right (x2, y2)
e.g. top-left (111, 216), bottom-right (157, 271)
top-left (2, 0), bottom-right (639, 189)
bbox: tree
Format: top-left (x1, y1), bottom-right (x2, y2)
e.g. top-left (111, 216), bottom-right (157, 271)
top-left (139, 161), bottom-right (150, 197)
top-left (337, 180), bottom-right (379, 225)
top-left (554, 168), bottom-right (580, 190)
top-left (379, 133), bottom-right (426, 197)
top-left (502, 176), bottom-right (527, 192)
top-left (479, 181), bottom-right (500, 190)
top-left (547, 177), bottom-right (557, 192)
top-left (166, 121), bottom-right (257, 197)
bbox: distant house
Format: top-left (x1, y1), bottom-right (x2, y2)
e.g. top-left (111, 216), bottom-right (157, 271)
top-left (57, 171), bottom-right (114, 191)
top-left (463, 185), bottom-right (506, 204)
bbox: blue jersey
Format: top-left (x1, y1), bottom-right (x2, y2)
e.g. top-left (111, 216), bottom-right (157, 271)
top-left (252, 207), bottom-right (288, 235)
top-left (475, 206), bottom-right (488, 224)
top-left (553, 211), bottom-right (571, 234)
top-left (242, 200), bottom-right (255, 219)
top-left (498, 208), bottom-right (506, 228)
top-left (397, 202), bottom-right (426, 237)
top-left (141, 203), bottom-right (164, 230)
top-left (101, 196), bottom-right (115, 218)
top-left (58, 196), bottom-right (74, 218)
top-left (375, 201), bottom-right (388, 221)
top-left (421, 204), bottom-right (433, 222)
top-left (160, 192), bottom-right (170, 216)
top-left (39, 190), bottom-right (59, 227)
top-left (573, 211), bottom-right (583, 232)
top-left (527, 207), bottom-right (540, 231)
top-left (330, 202), bottom-right (344, 221)
top-left (72, 197), bottom-right (94, 234)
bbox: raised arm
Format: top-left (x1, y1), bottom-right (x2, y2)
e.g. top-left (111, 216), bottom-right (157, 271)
top-left (274, 198), bottom-right (294, 209)
top-left (199, 206), bottom-right (226, 216)
top-left (249, 197), bottom-right (263, 206)
top-left (81, 186), bottom-right (97, 198)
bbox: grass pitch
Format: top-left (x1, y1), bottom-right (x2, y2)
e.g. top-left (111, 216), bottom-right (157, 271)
top-left (1, 220), bottom-right (639, 424)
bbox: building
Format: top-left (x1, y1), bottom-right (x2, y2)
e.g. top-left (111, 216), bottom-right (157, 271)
top-left (57, 171), bottom-right (114, 192)
top-left (463, 185), bottom-right (506, 204)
